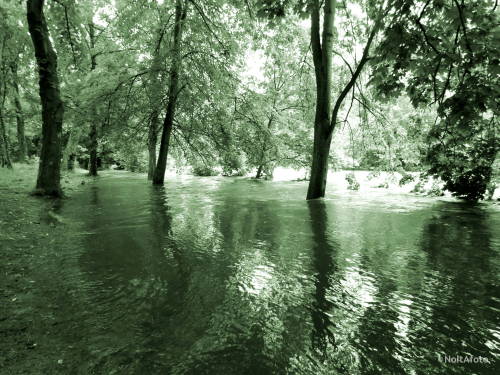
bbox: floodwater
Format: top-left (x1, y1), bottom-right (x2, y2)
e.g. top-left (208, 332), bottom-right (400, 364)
top-left (44, 172), bottom-right (500, 374)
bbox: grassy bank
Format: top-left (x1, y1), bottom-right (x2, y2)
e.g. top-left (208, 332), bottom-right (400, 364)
top-left (0, 163), bottom-right (91, 374)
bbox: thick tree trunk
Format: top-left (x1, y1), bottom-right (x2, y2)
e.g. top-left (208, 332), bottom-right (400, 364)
top-left (10, 62), bottom-right (27, 162)
top-left (307, 119), bottom-right (333, 199)
top-left (153, 0), bottom-right (187, 185)
top-left (27, 0), bottom-right (64, 197)
top-left (306, 0), bottom-right (380, 199)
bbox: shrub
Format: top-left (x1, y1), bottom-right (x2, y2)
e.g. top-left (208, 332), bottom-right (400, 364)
top-left (399, 173), bottom-right (415, 186)
top-left (345, 172), bottom-right (360, 190)
top-left (192, 164), bottom-right (218, 176)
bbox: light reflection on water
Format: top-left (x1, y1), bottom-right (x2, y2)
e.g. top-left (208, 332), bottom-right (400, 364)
top-left (50, 172), bottom-right (499, 374)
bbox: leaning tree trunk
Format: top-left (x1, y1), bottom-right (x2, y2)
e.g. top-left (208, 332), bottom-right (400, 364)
top-left (148, 111), bottom-right (159, 179)
top-left (153, 0), bottom-right (187, 185)
top-left (10, 62), bottom-right (27, 162)
top-left (27, 0), bottom-right (64, 197)
top-left (147, 27), bottom-right (164, 180)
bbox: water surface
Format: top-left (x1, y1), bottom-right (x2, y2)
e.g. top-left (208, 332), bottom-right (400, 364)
top-left (49, 171), bottom-right (500, 374)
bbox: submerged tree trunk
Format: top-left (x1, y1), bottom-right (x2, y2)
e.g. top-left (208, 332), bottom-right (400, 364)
top-left (148, 112), bottom-right (159, 179)
top-left (306, 0), bottom-right (334, 200)
top-left (147, 28), bottom-right (164, 180)
top-left (153, 0), bottom-right (187, 185)
top-left (10, 62), bottom-right (27, 162)
top-left (306, 0), bottom-right (382, 199)
top-left (27, 0), bottom-right (64, 196)
top-left (307, 122), bottom-right (333, 199)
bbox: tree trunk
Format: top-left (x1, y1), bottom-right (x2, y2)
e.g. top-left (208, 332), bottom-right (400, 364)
top-left (0, 62), bottom-right (12, 169)
top-left (10, 62), bottom-right (27, 162)
top-left (0, 110), bottom-right (12, 169)
top-left (88, 122), bottom-right (98, 176)
top-left (148, 111), bottom-right (159, 179)
top-left (306, 0), bottom-right (381, 199)
top-left (307, 119), bottom-right (333, 199)
top-left (255, 115), bottom-right (274, 179)
top-left (306, 0), bottom-right (335, 200)
top-left (153, 0), bottom-right (187, 185)
top-left (255, 164), bottom-right (263, 179)
top-left (147, 28), bottom-right (164, 180)
top-left (27, 0), bottom-right (64, 197)
top-left (62, 125), bottom-right (82, 170)
top-left (87, 22), bottom-right (99, 177)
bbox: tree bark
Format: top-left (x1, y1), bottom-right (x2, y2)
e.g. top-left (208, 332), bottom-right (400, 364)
top-left (27, 0), bottom-right (64, 196)
top-left (0, 110), bottom-right (12, 169)
top-left (306, 0), bottom-right (382, 199)
top-left (147, 28), bottom-right (164, 180)
top-left (10, 62), bottom-right (27, 162)
top-left (153, 0), bottom-right (187, 185)
top-left (88, 122), bottom-right (98, 176)
top-left (62, 125), bottom-right (83, 170)
top-left (255, 114), bottom-right (274, 179)
top-left (0, 59), bottom-right (12, 169)
top-left (148, 111), bottom-right (159, 179)
top-left (306, 0), bottom-right (335, 200)
top-left (87, 22), bottom-right (99, 176)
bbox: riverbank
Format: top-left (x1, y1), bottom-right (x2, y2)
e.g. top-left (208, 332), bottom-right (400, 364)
top-left (0, 164), bottom-right (91, 374)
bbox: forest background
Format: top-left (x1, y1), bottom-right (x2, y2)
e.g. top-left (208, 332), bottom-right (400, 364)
top-left (0, 0), bottom-right (498, 201)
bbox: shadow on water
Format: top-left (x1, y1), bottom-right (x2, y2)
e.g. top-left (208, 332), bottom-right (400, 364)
top-left (307, 199), bottom-right (338, 356)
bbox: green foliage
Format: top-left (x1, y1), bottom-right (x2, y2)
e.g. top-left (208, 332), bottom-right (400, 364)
top-left (192, 164), bottom-right (218, 177)
top-left (427, 134), bottom-right (497, 201)
top-left (371, 0), bottom-right (499, 200)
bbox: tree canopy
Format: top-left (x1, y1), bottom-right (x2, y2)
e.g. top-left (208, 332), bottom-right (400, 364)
top-left (0, 0), bottom-right (497, 200)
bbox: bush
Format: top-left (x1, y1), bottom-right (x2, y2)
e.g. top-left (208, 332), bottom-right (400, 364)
top-left (345, 172), bottom-right (360, 190)
top-left (399, 173), bottom-right (415, 186)
top-left (426, 181), bottom-right (444, 197)
top-left (192, 164), bottom-right (218, 176)
top-left (367, 171), bottom-right (381, 180)
top-left (375, 182), bottom-right (389, 189)
top-left (426, 127), bottom-right (498, 201)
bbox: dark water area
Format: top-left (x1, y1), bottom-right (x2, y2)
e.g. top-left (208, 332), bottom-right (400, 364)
top-left (45, 171), bottom-right (499, 374)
